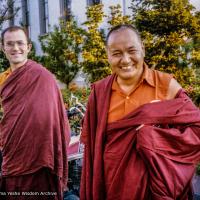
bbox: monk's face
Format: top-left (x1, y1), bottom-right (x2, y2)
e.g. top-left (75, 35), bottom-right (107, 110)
top-left (2, 29), bottom-right (32, 70)
top-left (106, 28), bottom-right (145, 83)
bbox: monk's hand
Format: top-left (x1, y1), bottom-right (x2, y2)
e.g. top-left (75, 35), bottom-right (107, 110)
top-left (136, 124), bottom-right (144, 130)
top-left (150, 99), bottom-right (161, 103)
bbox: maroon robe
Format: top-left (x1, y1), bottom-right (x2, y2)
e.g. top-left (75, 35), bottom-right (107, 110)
top-left (0, 60), bottom-right (70, 190)
top-left (80, 74), bottom-right (200, 200)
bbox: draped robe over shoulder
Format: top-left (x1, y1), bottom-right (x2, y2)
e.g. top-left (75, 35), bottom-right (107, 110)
top-left (80, 74), bottom-right (200, 200)
top-left (0, 60), bottom-right (70, 187)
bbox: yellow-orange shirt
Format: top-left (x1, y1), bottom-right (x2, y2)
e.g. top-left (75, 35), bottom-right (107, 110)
top-left (0, 68), bottom-right (12, 86)
top-left (108, 64), bottom-right (172, 123)
top-left (0, 68), bottom-right (11, 149)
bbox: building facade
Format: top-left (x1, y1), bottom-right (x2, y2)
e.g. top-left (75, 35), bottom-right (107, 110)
top-left (2, 0), bottom-right (132, 55)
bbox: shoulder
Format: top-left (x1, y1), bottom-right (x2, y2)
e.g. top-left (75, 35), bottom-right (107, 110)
top-left (25, 60), bottom-right (58, 89)
top-left (91, 74), bottom-right (114, 91)
top-left (146, 66), bottom-right (173, 90)
top-left (0, 68), bottom-right (11, 78)
top-left (150, 68), bottom-right (172, 94)
top-left (0, 68), bottom-right (11, 86)
top-left (167, 78), bottom-right (182, 99)
top-left (152, 69), bottom-right (172, 83)
top-left (27, 60), bottom-right (55, 80)
top-left (87, 74), bottom-right (114, 105)
top-left (149, 68), bottom-right (181, 99)
top-left (27, 60), bottom-right (47, 73)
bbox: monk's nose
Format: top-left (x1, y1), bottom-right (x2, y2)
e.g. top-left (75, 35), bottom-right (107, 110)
top-left (121, 53), bottom-right (131, 64)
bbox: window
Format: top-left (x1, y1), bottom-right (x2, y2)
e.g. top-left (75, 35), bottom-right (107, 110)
top-left (21, 0), bottom-right (29, 28)
top-left (39, 0), bottom-right (48, 34)
top-left (87, 0), bottom-right (101, 6)
top-left (60, 0), bottom-right (71, 21)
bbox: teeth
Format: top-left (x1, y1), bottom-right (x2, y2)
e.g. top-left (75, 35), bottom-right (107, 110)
top-left (121, 66), bottom-right (131, 70)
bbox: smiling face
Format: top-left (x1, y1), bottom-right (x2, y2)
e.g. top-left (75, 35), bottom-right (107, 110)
top-left (2, 29), bottom-right (32, 70)
top-left (106, 28), bottom-right (145, 84)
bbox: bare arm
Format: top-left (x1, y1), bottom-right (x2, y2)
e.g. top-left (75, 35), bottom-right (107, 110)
top-left (166, 78), bottom-right (182, 100)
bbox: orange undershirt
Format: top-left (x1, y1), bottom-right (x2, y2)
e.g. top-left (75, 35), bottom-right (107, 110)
top-left (108, 64), bottom-right (172, 123)
top-left (0, 68), bottom-right (12, 149)
top-left (0, 68), bottom-right (12, 86)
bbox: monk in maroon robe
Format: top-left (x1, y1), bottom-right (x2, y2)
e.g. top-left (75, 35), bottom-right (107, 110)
top-left (80, 25), bottom-right (200, 200)
top-left (0, 26), bottom-right (70, 200)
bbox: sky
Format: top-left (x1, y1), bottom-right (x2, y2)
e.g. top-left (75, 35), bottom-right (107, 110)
top-left (190, 0), bottom-right (200, 10)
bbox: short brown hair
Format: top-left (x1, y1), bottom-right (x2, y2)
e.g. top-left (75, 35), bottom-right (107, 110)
top-left (1, 26), bottom-right (30, 45)
top-left (106, 24), bottom-right (142, 45)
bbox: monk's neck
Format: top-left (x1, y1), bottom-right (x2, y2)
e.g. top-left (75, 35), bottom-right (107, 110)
top-left (117, 71), bottom-right (143, 95)
top-left (10, 59), bottom-right (28, 71)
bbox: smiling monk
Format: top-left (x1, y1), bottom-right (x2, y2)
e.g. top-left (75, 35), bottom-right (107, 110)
top-left (80, 24), bottom-right (200, 200)
top-left (0, 26), bottom-right (70, 200)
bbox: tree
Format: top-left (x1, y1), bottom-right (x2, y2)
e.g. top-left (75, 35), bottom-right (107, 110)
top-left (107, 4), bottom-right (132, 28)
top-left (130, 0), bottom-right (200, 106)
top-left (39, 18), bottom-right (84, 87)
top-left (0, 0), bottom-right (19, 30)
top-left (82, 4), bottom-right (111, 83)
top-left (191, 11), bottom-right (200, 67)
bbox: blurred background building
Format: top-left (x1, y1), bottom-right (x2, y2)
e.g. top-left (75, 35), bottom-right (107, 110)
top-left (1, 0), bottom-right (134, 55)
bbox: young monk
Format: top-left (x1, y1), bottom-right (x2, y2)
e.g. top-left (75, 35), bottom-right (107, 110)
top-left (0, 26), bottom-right (70, 200)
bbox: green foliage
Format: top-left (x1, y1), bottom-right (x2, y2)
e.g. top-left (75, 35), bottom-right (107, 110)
top-left (82, 4), bottom-right (111, 83)
top-left (61, 85), bottom-right (90, 136)
top-left (132, 0), bottom-right (197, 35)
top-left (58, 82), bottom-right (91, 137)
top-left (130, 0), bottom-right (200, 106)
top-left (61, 84), bottom-right (90, 108)
top-left (39, 18), bottom-right (84, 86)
top-left (107, 4), bottom-right (132, 27)
top-left (0, 50), bottom-right (9, 72)
top-left (197, 163), bottom-right (200, 175)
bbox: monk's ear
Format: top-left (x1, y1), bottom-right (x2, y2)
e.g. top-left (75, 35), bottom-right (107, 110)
top-left (105, 46), bottom-right (109, 55)
top-left (106, 46), bottom-right (110, 58)
top-left (0, 43), bottom-right (6, 54)
top-left (27, 43), bottom-right (32, 53)
top-left (106, 47), bottom-right (112, 63)
top-left (141, 42), bottom-right (145, 57)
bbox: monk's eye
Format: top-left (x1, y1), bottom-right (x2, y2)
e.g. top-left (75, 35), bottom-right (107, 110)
top-left (5, 41), bottom-right (27, 48)
top-left (129, 49), bottom-right (138, 54)
top-left (112, 52), bottom-right (121, 57)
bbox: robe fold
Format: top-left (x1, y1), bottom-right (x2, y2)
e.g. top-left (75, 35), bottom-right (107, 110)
top-left (80, 74), bottom-right (200, 200)
top-left (0, 60), bottom-right (70, 188)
